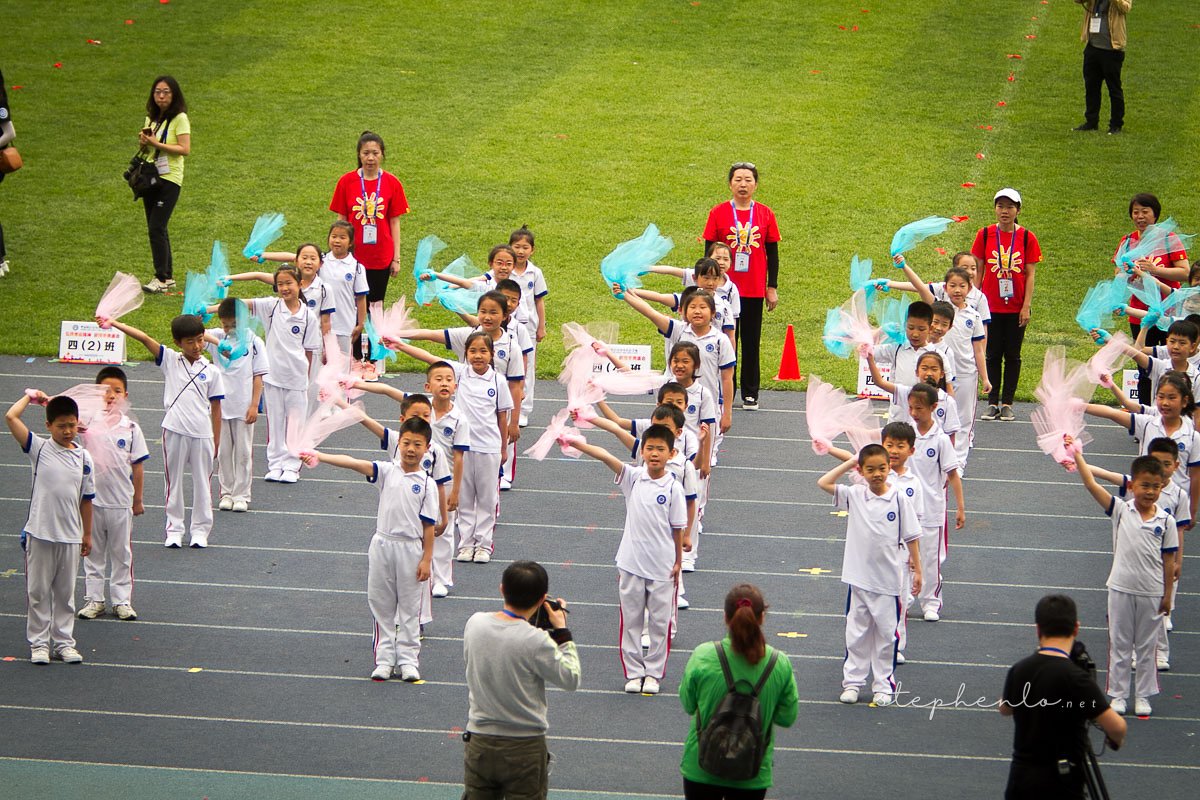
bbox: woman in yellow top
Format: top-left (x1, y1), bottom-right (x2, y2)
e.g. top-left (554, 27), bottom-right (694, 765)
top-left (139, 75), bottom-right (191, 294)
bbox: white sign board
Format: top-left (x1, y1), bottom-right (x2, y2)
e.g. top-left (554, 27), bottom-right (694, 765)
top-left (59, 322), bottom-right (126, 364)
top-left (1122, 369), bottom-right (1140, 403)
top-left (593, 344), bottom-right (652, 374)
top-left (856, 357), bottom-right (891, 400)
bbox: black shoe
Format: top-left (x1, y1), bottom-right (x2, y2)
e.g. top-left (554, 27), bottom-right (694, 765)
top-left (1073, 123), bottom-right (1099, 132)
top-left (741, 396), bottom-right (759, 410)
top-left (1107, 126), bottom-right (1123, 135)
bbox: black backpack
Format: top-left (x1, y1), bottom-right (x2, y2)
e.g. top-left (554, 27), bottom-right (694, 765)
top-left (696, 642), bottom-right (780, 781)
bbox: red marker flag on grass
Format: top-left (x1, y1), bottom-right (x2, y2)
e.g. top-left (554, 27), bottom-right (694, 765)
top-left (962, 182), bottom-right (977, 188)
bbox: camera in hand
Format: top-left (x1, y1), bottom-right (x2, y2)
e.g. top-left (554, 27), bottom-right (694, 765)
top-left (529, 598), bottom-right (566, 631)
top-left (1070, 640), bottom-right (1097, 681)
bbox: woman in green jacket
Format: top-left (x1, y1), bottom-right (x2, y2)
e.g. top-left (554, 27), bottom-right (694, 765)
top-left (679, 584), bottom-right (799, 799)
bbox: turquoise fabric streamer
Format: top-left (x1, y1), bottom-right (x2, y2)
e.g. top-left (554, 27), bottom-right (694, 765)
top-left (890, 216), bottom-right (954, 258)
top-left (207, 241), bottom-right (229, 301)
top-left (412, 235), bottom-right (450, 307)
top-left (242, 212), bottom-right (287, 260)
top-left (601, 224), bottom-right (673, 298)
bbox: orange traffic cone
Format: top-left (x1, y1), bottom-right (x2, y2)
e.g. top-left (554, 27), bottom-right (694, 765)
top-left (773, 324), bottom-right (804, 382)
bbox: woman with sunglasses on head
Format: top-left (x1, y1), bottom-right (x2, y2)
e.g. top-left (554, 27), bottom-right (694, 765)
top-left (139, 76), bottom-right (191, 294)
top-left (702, 163), bottom-right (781, 411)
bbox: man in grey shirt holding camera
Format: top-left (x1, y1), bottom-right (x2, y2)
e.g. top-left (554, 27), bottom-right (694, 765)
top-left (463, 560), bottom-right (581, 799)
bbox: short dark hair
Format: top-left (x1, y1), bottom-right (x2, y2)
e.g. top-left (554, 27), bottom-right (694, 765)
top-left (464, 330), bottom-right (495, 357)
top-left (658, 381), bottom-right (687, 402)
top-left (1035, 594), bottom-right (1078, 638)
top-left (356, 130), bottom-right (385, 168)
top-left (857, 443), bottom-right (888, 466)
top-left (488, 244), bottom-right (517, 267)
top-left (400, 393), bottom-right (431, 415)
top-left (728, 162), bottom-right (759, 182)
top-left (944, 266), bottom-right (974, 286)
top-left (692, 258), bottom-right (722, 280)
top-left (1146, 437), bottom-right (1181, 461)
top-left (1128, 192), bottom-right (1161, 221)
top-left (501, 560), bottom-right (549, 610)
top-left (640, 423), bottom-right (676, 452)
top-left (398, 416), bottom-right (432, 445)
top-left (1130, 455), bottom-right (1166, 481)
top-left (651, 403), bottom-right (686, 431)
top-left (908, 382), bottom-right (939, 408)
top-left (906, 301), bottom-right (933, 324)
top-left (495, 278), bottom-right (522, 297)
top-left (679, 286), bottom-right (716, 317)
top-left (328, 219), bottom-right (355, 251)
top-left (171, 314), bottom-right (205, 341)
top-left (46, 395), bottom-right (79, 424)
top-left (1166, 319), bottom-right (1199, 344)
top-left (881, 421), bottom-right (916, 446)
top-left (951, 251), bottom-right (981, 270)
top-left (217, 296), bottom-right (244, 320)
top-left (95, 366), bottom-right (128, 390)
top-left (668, 343), bottom-right (702, 376)
top-left (146, 75), bottom-right (187, 121)
top-left (930, 301), bottom-right (956, 323)
top-left (477, 291), bottom-right (510, 319)
top-left (509, 225), bottom-right (535, 247)
top-left (1189, 264), bottom-right (1200, 286)
top-left (426, 360), bottom-right (456, 378)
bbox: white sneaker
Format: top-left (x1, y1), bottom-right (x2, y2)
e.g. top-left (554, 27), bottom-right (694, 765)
top-left (218, 496), bottom-right (234, 511)
top-left (0, 260), bottom-right (10, 277)
top-left (839, 687), bottom-right (860, 704)
top-left (1157, 654), bottom-right (1170, 671)
top-left (519, 414), bottom-right (529, 427)
top-left (456, 547), bottom-right (475, 563)
top-left (142, 277), bottom-right (170, 293)
top-left (77, 600), bottom-right (106, 619)
top-left (677, 596), bottom-right (690, 610)
top-left (431, 583), bottom-right (449, 598)
top-left (473, 548), bottom-right (491, 564)
top-left (895, 651), bottom-right (906, 665)
top-left (30, 647), bottom-right (50, 665)
top-left (624, 678), bottom-right (644, 693)
top-left (1134, 697), bottom-right (1152, 717)
top-left (923, 609), bottom-right (941, 622)
top-left (189, 536), bottom-right (208, 549)
top-left (114, 604), bottom-right (138, 621)
top-left (57, 646), bottom-right (83, 664)
top-left (279, 470), bottom-right (299, 484)
top-left (872, 692), bottom-right (893, 707)
top-left (640, 632), bottom-right (651, 650)
top-left (1109, 697), bottom-right (1127, 715)
top-left (371, 664), bottom-right (392, 681)
top-left (398, 665), bottom-right (421, 682)
top-left (231, 500), bottom-right (248, 513)
top-left (265, 470), bottom-right (283, 482)
top-left (499, 477), bottom-right (512, 491)
top-left (164, 535), bottom-right (183, 548)
top-left (681, 560), bottom-right (696, 574)
top-left (641, 676), bottom-right (660, 695)
top-left (1165, 615), bottom-right (1174, 632)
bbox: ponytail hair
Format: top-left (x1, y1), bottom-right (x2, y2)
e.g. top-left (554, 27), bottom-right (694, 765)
top-left (1158, 371), bottom-right (1197, 416)
top-left (916, 351), bottom-right (949, 392)
top-left (724, 583), bottom-right (767, 665)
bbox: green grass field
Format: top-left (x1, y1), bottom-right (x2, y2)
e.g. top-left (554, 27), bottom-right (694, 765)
top-left (2, 0), bottom-right (1198, 398)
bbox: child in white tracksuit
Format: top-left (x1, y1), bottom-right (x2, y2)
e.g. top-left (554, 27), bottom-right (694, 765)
top-left (206, 298), bottom-right (268, 512)
top-left (819, 444), bottom-right (922, 706)
top-left (573, 425), bottom-right (687, 695)
top-left (305, 417), bottom-right (438, 683)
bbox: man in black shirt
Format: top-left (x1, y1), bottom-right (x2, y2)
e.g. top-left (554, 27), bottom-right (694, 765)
top-left (1001, 594), bottom-right (1126, 799)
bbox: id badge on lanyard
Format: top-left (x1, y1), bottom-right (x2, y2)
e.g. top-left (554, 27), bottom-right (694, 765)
top-left (155, 154), bottom-right (170, 175)
top-left (998, 279), bottom-right (1014, 300)
top-left (359, 170), bottom-right (380, 245)
top-left (998, 227), bottom-right (1017, 302)
top-left (730, 200), bottom-right (754, 272)
top-left (1089, 14), bottom-right (1102, 34)
top-left (362, 224), bottom-right (378, 245)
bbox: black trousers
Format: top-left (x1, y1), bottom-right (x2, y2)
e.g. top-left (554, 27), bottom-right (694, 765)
top-left (364, 267), bottom-right (391, 304)
top-left (0, 169), bottom-right (6, 259)
top-left (1130, 321), bottom-right (1166, 404)
top-left (735, 297), bottom-right (763, 400)
top-left (142, 179), bottom-right (181, 281)
top-left (1083, 44), bottom-right (1125, 129)
top-left (986, 312), bottom-right (1027, 406)
top-left (683, 778), bottom-right (768, 800)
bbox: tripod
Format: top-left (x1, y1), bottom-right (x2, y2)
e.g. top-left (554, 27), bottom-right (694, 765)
top-left (1080, 724), bottom-right (1111, 800)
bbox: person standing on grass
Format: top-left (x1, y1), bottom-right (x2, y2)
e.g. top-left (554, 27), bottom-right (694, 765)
top-left (973, 188), bottom-right (1041, 422)
top-left (703, 162), bottom-right (781, 411)
top-left (329, 131), bottom-right (409, 372)
top-left (679, 583), bottom-right (797, 800)
top-left (139, 76), bottom-right (191, 294)
top-left (1073, 0), bottom-right (1131, 135)
top-left (0, 68), bottom-right (15, 277)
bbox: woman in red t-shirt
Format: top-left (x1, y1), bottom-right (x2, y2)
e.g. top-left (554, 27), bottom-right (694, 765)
top-left (702, 162), bottom-right (781, 411)
top-left (329, 131), bottom-right (409, 342)
top-left (971, 188), bottom-right (1042, 422)
top-left (1113, 192), bottom-right (1191, 403)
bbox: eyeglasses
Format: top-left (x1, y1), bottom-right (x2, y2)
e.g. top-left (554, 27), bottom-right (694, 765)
top-left (153, 89), bottom-right (172, 95)
top-left (731, 162), bottom-right (756, 171)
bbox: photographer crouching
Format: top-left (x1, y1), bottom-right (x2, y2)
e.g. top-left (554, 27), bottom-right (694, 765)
top-left (463, 560), bottom-right (581, 799)
top-left (1001, 594), bottom-right (1126, 799)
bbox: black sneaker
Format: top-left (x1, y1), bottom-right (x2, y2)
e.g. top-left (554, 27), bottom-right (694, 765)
top-left (741, 396), bottom-right (759, 410)
top-left (1073, 123), bottom-right (1098, 132)
top-left (999, 405), bottom-right (1016, 421)
top-left (980, 404), bottom-right (1000, 421)
top-left (1107, 126), bottom-right (1123, 135)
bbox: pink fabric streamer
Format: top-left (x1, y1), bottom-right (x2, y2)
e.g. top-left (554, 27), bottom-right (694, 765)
top-left (557, 345), bottom-right (607, 413)
top-left (1086, 331), bottom-right (1132, 385)
top-left (804, 376), bottom-right (879, 454)
top-left (59, 384), bottom-right (129, 474)
top-left (95, 272), bottom-right (145, 328)
top-left (315, 332), bottom-right (363, 403)
top-left (1031, 346), bottom-right (1094, 471)
top-left (371, 296), bottom-right (417, 344)
top-left (562, 321), bottom-right (619, 353)
top-left (591, 369), bottom-right (670, 396)
top-left (286, 401), bottom-right (367, 462)
top-left (523, 409), bottom-right (584, 460)
top-left (829, 290), bottom-right (878, 358)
